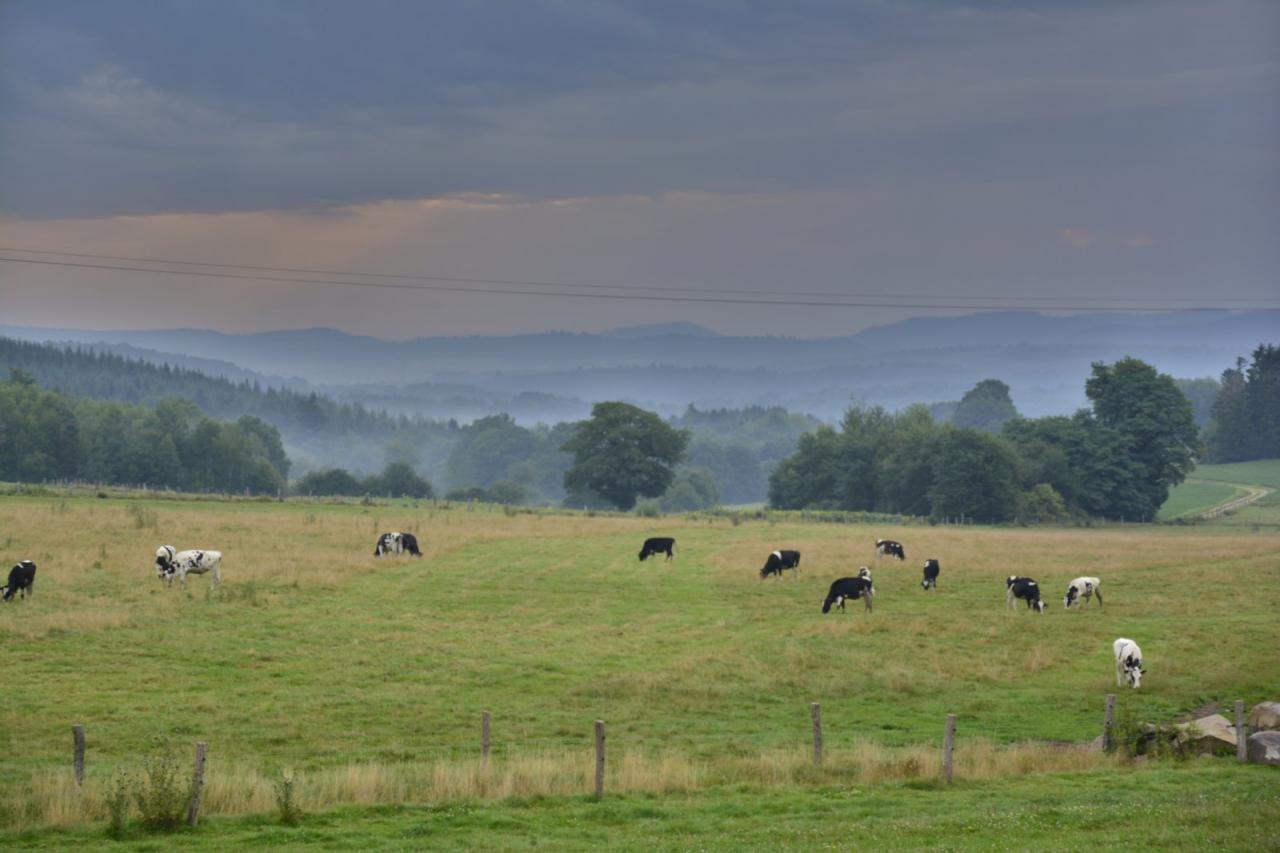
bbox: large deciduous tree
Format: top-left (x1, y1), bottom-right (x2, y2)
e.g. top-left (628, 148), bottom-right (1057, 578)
top-left (561, 402), bottom-right (689, 510)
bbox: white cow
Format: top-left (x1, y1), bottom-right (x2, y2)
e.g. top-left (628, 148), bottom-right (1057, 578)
top-left (1114, 638), bottom-right (1145, 689)
top-left (155, 545), bottom-right (222, 587)
top-left (1064, 576), bottom-right (1102, 609)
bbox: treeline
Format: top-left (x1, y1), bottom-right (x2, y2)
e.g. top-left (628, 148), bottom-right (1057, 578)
top-left (0, 336), bottom-right (459, 479)
top-left (1205, 344), bottom-right (1280, 462)
top-left (770, 359), bottom-right (1198, 522)
top-left (0, 371), bottom-right (289, 494)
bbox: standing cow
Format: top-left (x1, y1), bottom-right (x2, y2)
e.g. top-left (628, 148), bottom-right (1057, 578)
top-left (155, 545), bottom-right (222, 587)
top-left (374, 532), bottom-right (423, 557)
top-left (921, 559), bottom-right (940, 590)
top-left (1006, 576), bottom-right (1045, 613)
top-left (638, 537), bottom-right (676, 561)
top-left (822, 576), bottom-right (875, 613)
top-left (759, 550), bottom-right (801, 579)
top-left (2, 560), bottom-right (36, 601)
top-left (876, 539), bottom-right (906, 561)
top-left (1114, 638), bottom-right (1145, 688)
top-left (1064, 576), bottom-right (1102, 609)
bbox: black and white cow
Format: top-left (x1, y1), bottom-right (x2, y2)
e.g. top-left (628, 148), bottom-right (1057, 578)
top-left (373, 532), bottom-right (423, 557)
top-left (822, 576), bottom-right (874, 613)
top-left (1006, 575), bottom-right (1045, 612)
top-left (2, 560), bottom-right (36, 601)
top-left (155, 545), bottom-right (222, 587)
top-left (1114, 638), bottom-right (1145, 689)
top-left (638, 537), bottom-right (676, 562)
top-left (1064, 576), bottom-right (1102, 609)
top-left (875, 539), bottom-right (906, 561)
top-left (760, 549), bottom-right (801, 579)
top-left (921, 559), bottom-right (940, 590)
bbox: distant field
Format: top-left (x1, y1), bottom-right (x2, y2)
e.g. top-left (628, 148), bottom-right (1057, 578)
top-left (1158, 459), bottom-right (1280, 524)
top-left (1, 493), bottom-right (1278, 840)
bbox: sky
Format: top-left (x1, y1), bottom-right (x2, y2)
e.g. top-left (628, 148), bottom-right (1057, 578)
top-left (1, 0), bottom-right (1277, 339)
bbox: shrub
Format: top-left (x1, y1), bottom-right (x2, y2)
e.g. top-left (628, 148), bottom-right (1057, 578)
top-left (274, 771), bottom-right (304, 826)
top-left (133, 739), bottom-right (189, 831)
top-left (104, 770), bottom-right (131, 838)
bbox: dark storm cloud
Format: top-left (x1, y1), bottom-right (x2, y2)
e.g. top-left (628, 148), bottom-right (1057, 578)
top-left (3, 0), bottom-right (1275, 219)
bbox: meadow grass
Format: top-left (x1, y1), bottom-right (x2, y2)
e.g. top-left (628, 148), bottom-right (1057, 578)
top-left (1157, 481), bottom-right (1244, 520)
top-left (1, 494), bottom-right (1278, 837)
top-left (1187, 459), bottom-right (1280, 490)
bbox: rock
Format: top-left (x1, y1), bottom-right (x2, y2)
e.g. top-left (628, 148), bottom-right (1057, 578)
top-left (1247, 701), bottom-right (1280, 732)
top-left (1246, 731), bottom-right (1280, 766)
top-left (1174, 714), bottom-right (1237, 756)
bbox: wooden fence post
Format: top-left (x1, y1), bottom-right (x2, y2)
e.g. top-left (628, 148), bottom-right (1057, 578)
top-left (1104, 694), bottom-right (1117, 752)
top-left (187, 742), bottom-right (207, 827)
top-left (594, 721), bottom-right (606, 800)
top-left (72, 725), bottom-right (85, 787)
top-left (482, 711), bottom-right (491, 769)
top-left (810, 702), bottom-right (823, 765)
top-left (1235, 700), bottom-right (1247, 763)
top-left (942, 714), bottom-right (957, 783)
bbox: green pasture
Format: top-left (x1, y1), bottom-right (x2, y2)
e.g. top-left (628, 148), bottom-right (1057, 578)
top-left (1, 493), bottom-right (1278, 840)
top-left (1188, 459), bottom-right (1280, 490)
top-left (1157, 481), bottom-right (1244, 520)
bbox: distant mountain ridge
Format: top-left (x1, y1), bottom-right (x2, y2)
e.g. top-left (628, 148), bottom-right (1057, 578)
top-left (2, 310), bottom-right (1273, 421)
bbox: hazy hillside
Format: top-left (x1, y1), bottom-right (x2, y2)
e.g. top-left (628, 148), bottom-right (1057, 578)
top-left (2, 311), bottom-right (1271, 422)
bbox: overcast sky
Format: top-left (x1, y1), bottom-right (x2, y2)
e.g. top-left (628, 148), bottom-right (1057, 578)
top-left (1, 1), bottom-right (1276, 339)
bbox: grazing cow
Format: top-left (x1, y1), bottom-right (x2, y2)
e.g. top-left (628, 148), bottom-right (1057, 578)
top-left (822, 576), bottom-right (874, 613)
top-left (1006, 575), bottom-right (1045, 612)
top-left (1114, 638), bottom-right (1145, 688)
top-left (155, 545), bottom-right (222, 587)
top-left (921, 559), bottom-right (940, 590)
top-left (638, 537), bottom-right (676, 562)
top-left (374, 532), bottom-right (423, 557)
top-left (760, 549), bottom-right (801, 579)
top-left (1064, 576), bottom-right (1102, 609)
top-left (876, 539), bottom-right (906, 561)
top-left (2, 560), bottom-right (36, 601)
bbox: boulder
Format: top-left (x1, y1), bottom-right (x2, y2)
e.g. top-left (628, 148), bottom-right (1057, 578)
top-left (1245, 731), bottom-right (1280, 766)
top-left (1174, 714), bottom-right (1237, 756)
top-left (1247, 701), bottom-right (1280, 732)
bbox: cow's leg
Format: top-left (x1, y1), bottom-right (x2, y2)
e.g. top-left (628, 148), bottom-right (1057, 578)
top-left (1094, 589), bottom-right (1102, 607)
top-left (864, 594), bottom-right (871, 613)
top-left (212, 563), bottom-right (221, 586)
top-left (1006, 588), bottom-right (1015, 609)
top-left (1116, 661), bottom-right (1123, 687)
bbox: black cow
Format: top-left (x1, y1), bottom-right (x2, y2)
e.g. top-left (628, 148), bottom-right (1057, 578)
top-left (400, 532), bottom-right (423, 557)
top-left (876, 539), bottom-right (906, 561)
top-left (921, 559), bottom-right (940, 590)
top-left (760, 549), bottom-right (801, 579)
top-left (2, 560), bottom-right (36, 601)
top-left (638, 537), bottom-right (676, 561)
top-left (822, 576), bottom-right (874, 613)
top-left (1006, 575), bottom-right (1045, 613)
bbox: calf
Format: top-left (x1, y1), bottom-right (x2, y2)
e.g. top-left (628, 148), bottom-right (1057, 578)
top-left (875, 539), bottom-right (906, 561)
top-left (921, 559), bottom-right (940, 590)
top-left (759, 549), bottom-right (801, 579)
top-left (822, 576), bottom-right (875, 614)
top-left (1064, 576), bottom-right (1102, 609)
top-left (638, 537), bottom-right (676, 562)
top-left (155, 545), bottom-right (222, 587)
top-left (1006, 575), bottom-right (1045, 613)
top-left (2, 560), bottom-right (36, 601)
top-left (1114, 638), bottom-right (1145, 688)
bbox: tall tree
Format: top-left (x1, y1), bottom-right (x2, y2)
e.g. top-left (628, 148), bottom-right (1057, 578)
top-left (562, 402), bottom-right (689, 510)
top-left (1206, 345), bottom-right (1280, 462)
top-left (952, 379), bottom-right (1019, 433)
top-left (1084, 358), bottom-right (1198, 519)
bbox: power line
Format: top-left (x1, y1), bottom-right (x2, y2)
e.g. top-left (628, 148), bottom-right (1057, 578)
top-left (3, 246), bottom-right (1277, 306)
top-left (1, 254), bottom-right (1275, 312)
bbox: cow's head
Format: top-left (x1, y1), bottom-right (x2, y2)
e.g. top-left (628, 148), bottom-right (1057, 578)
top-left (1032, 598), bottom-right (1045, 613)
top-left (1064, 586), bottom-right (1079, 609)
top-left (1124, 656), bottom-right (1144, 688)
top-left (155, 545), bottom-right (175, 577)
top-left (822, 596), bottom-right (836, 613)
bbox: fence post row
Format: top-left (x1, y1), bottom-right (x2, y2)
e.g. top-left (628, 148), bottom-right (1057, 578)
top-left (1104, 694), bottom-right (1116, 752)
top-left (810, 702), bottom-right (823, 765)
top-left (482, 711), bottom-right (491, 769)
top-left (594, 720), bottom-right (606, 800)
top-left (72, 725), bottom-right (85, 787)
top-left (943, 714), bottom-right (957, 783)
top-left (1235, 700), bottom-right (1247, 763)
top-left (187, 742), bottom-right (207, 827)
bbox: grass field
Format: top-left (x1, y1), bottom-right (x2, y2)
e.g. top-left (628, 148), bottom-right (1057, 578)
top-left (1159, 459), bottom-right (1280, 526)
top-left (1, 493), bottom-right (1278, 844)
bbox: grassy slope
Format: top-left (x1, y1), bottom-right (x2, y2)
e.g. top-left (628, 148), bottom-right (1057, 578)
top-left (1188, 459), bottom-right (1280, 490)
top-left (1157, 481), bottom-right (1244, 520)
top-left (1, 495), bottom-right (1278, 837)
top-left (6, 764), bottom-right (1277, 851)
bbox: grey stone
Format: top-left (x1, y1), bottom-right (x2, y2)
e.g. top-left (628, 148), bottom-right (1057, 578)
top-left (1247, 701), bottom-right (1280, 732)
top-left (1246, 731), bottom-right (1280, 766)
top-left (1174, 714), bottom-right (1237, 756)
